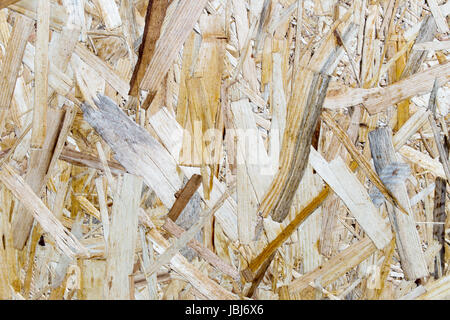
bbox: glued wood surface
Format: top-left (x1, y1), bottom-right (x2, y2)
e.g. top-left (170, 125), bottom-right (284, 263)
top-left (0, 0), bottom-right (447, 301)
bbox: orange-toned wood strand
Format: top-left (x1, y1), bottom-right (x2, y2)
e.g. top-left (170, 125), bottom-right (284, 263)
top-left (242, 186), bottom-right (330, 282)
top-left (0, 0), bottom-right (21, 10)
top-left (129, 0), bottom-right (169, 97)
top-left (167, 174), bottom-right (202, 222)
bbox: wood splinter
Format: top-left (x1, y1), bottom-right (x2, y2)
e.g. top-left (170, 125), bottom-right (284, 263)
top-left (167, 174), bottom-right (202, 222)
top-left (369, 127), bottom-right (428, 280)
top-left (242, 186), bottom-right (330, 282)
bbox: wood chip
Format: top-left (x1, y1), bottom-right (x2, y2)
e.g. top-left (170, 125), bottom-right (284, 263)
top-left (0, 0), bottom-right (448, 301)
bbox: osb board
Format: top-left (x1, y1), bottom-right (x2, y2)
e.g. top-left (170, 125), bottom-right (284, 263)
top-left (0, 0), bottom-right (448, 301)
